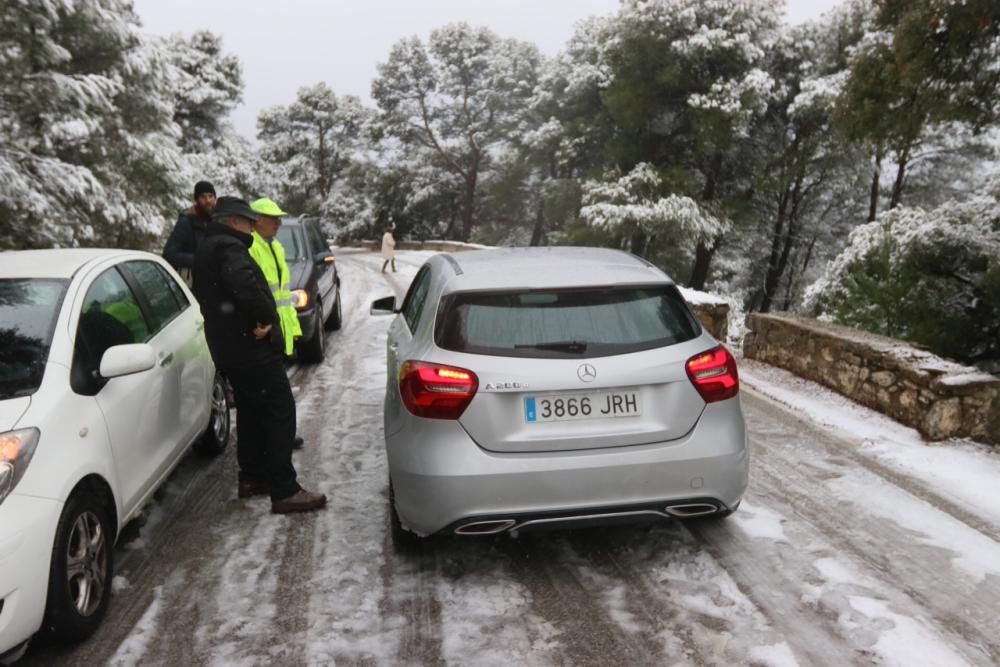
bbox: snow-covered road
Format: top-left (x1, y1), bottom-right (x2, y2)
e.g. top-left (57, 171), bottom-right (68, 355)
top-left (22, 250), bottom-right (1000, 667)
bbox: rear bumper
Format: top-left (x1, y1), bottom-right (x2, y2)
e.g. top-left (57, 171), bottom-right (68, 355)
top-left (387, 398), bottom-right (749, 536)
top-left (0, 494), bottom-right (63, 655)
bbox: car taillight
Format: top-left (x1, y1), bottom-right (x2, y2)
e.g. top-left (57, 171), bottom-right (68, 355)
top-left (399, 361), bottom-right (478, 419)
top-left (686, 346), bottom-right (739, 403)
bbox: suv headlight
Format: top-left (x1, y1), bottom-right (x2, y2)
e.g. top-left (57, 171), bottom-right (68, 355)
top-left (291, 289), bottom-right (310, 309)
top-left (0, 428), bottom-right (40, 506)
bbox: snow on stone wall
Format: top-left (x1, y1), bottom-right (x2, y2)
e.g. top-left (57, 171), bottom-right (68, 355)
top-left (743, 313), bottom-right (1000, 445)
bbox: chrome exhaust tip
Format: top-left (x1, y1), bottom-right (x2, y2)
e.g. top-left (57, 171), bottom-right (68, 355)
top-left (664, 503), bottom-right (719, 517)
top-left (454, 519), bottom-right (516, 535)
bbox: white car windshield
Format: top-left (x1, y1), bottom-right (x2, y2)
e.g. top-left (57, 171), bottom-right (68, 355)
top-left (0, 279), bottom-right (68, 399)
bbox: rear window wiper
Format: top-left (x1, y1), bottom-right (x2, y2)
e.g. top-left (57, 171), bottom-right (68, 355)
top-left (514, 340), bottom-right (588, 353)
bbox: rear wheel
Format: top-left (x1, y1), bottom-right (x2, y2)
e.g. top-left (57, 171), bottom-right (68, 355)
top-left (42, 491), bottom-right (114, 644)
top-left (298, 309), bottom-right (325, 363)
top-left (194, 372), bottom-right (230, 457)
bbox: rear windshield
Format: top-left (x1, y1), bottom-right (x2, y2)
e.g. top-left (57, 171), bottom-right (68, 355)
top-left (0, 279), bottom-right (68, 399)
top-left (276, 226), bottom-right (305, 262)
top-left (435, 285), bottom-right (701, 359)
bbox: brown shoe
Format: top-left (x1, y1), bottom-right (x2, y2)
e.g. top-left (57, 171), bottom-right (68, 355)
top-left (238, 480), bottom-right (269, 499)
top-left (271, 489), bottom-right (327, 514)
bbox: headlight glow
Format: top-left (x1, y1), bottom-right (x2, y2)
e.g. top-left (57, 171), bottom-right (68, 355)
top-left (291, 289), bottom-right (310, 309)
top-left (0, 427), bottom-right (40, 506)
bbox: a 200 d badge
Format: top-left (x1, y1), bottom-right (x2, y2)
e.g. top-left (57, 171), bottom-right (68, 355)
top-left (483, 381), bottom-right (528, 391)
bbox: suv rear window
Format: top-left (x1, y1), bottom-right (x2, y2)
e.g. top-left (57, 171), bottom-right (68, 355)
top-left (435, 285), bottom-right (700, 359)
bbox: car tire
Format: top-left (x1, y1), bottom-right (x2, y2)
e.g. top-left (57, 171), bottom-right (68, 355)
top-left (298, 309), bottom-right (325, 363)
top-left (389, 480), bottom-right (422, 554)
top-left (193, 372), bottom-right (231, 457)
top-left (42, 490), bottom-right (114, 644)
top-left (324, 287), bottom-right (342, 331)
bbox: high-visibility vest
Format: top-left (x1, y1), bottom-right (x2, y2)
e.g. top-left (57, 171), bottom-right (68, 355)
top-left (249, 231), bottom-right (303, 356)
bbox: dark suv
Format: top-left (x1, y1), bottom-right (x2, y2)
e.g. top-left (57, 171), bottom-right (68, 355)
top-left (276, 216), bottom-right (342, 362)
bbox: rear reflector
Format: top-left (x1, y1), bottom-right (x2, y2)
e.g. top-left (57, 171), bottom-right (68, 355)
top-left (686, 346), bottom-right (739, 403)
top-left (399, 361), bottom-right (478, 419)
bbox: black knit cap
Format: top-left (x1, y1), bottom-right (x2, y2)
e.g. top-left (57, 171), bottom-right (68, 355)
top-left (193, 180), bottom-right (216, 200)
top-left (212, 196), bottom-right (256, 223)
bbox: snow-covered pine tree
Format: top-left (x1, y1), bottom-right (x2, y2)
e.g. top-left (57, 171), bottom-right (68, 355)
top-left (0, 0), bottom-right (185, 250)
top-left (257, 83), bottom-right (370, 218)
top-left (372, 23), bottom-right (541, 242)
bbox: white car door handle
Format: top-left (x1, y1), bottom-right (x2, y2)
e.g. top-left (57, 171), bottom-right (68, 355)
top-left (195, 319), bottom-right (204, 331)
top-left (159, 352), bottom-right (174, 367)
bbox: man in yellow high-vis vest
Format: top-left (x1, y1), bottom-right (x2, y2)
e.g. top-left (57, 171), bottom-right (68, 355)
top-left (249, 198), bottom-right (302, 357)
top-left (249, 197), bottom-right (306, 450)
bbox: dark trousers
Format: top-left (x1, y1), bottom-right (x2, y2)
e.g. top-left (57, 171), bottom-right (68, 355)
top-left (223, 358), bottom-right (301, 501)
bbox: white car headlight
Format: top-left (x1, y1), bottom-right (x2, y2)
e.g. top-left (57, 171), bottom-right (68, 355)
top-left (0, 427), bottom-right (40, 506)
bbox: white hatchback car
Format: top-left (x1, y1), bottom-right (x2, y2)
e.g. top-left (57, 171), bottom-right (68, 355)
top-left (0, 249), bottom-right (229, 662)
top-left (373, 247), bottom-right (748, 547)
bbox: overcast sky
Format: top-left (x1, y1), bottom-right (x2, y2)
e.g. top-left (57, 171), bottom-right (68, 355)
top-left (133, 0), bottom-right (844, 141)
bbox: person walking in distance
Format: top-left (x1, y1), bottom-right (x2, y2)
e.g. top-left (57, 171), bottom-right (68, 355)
top-left (249, 197), bottom-right (305, 450)
top-left (381, 224), bottom-right (396, 273)
top-left (164, 180), bottom-right (216, 285)
top-left (192, 196), bottom-right (326, 513)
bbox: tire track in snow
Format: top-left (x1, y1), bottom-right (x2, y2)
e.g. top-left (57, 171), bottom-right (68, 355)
top-left (740, 390), bottom-right (999, 665)
top-left (300, 255), bottom-right (408, 664)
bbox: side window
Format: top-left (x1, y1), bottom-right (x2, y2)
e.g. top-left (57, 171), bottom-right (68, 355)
top-left (71, 268), bottom-right (151, 395)
top-left (401, 266), bottom-right (432, 333)
top-left (125, 261), bottom-right (184, 332)
top-left (308, 222), bottom-right (327, 255)
top-left (159, 263), bottom-right (190, 309)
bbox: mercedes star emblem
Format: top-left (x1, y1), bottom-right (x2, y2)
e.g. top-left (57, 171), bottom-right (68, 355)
top-left (577, 363), bottom-right (597, 382)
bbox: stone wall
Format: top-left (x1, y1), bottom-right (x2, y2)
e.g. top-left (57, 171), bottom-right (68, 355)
top-left (687, 302), bottom-right (730, 344)
top-left (743, 313), bottom-right (1000, 445)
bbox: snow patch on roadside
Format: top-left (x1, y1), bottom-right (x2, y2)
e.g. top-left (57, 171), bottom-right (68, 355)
top-left (107, 585), bottom-right (162, 667)
top-left (741, 360), bottom-right (1000, 531)
top-left (437, 576), bottom-right (551, 665)
top-left (731, 501), bottom-right (787, 542)
top-left (827, 473), bottom-right (1000, 582)
top-left (748, 642), bottom-right (800, 667)
top-left (846, 596), bottom-right (970, 667)
top-left (112, 575), bottom-right (131, 594)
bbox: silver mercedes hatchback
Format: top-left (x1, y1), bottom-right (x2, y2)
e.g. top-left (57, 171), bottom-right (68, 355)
top-left (371, 247), bottom-right (748, 544)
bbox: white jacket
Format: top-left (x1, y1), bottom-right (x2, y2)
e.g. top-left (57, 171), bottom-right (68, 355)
top-left (381, 231), bottom-right (396, 260)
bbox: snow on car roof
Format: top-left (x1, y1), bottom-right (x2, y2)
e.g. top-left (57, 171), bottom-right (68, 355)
top-left (0, 248), bottom-right (148, 279)
top-left (439, 246), bottom-right (670, 291)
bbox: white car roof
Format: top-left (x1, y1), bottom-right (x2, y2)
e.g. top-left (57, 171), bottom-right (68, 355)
top-left (0, 248), bottom-right (156, 280)
top-left (438, 246), bottom-right (670, 292)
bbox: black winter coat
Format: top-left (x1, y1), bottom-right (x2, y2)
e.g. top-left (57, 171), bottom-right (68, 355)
top-left (192, 221), bottom-right (285, 370)
top-left (163, 207), bottom-right (210, 270)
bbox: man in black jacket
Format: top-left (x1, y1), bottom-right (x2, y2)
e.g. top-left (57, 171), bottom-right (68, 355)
top-left (192, 196), bottom-right (326, 514)
top-left (164, 181), bottom-right (216, 283)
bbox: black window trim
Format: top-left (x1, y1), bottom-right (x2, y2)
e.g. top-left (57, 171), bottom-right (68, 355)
top-left (401, 265), bottom-right (432, 333)
top-left (70, 265), bottom-right (153, 396)
top-left (119, 260), bottom-right (185, 338)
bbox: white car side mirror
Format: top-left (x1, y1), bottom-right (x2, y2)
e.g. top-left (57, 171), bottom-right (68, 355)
top-left (99, 344), bottom-right (156, 378)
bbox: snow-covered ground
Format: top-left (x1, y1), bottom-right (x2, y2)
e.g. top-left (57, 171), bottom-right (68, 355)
top-left (22, 248), bottom-right (1000, 667)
